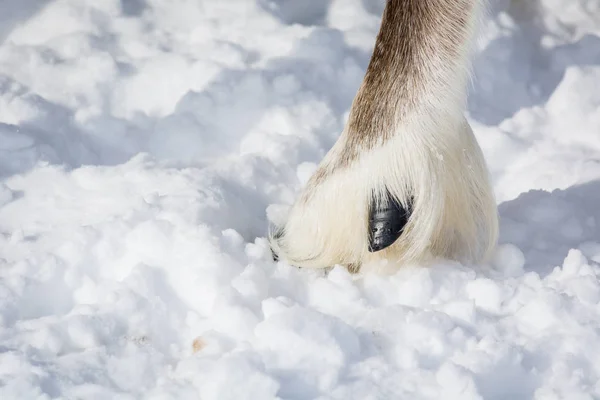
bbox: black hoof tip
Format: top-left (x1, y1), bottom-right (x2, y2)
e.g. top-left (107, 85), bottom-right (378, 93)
top-left (368, 193), bottom-right (410, 253)
top-left (269, 227), bottom-right (283, 262)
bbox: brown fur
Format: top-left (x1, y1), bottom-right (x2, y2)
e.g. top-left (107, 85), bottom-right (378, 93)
top-left (299, 0), bottom-right (477, 203)
top-left (340, 0), bottom-right (475, 165)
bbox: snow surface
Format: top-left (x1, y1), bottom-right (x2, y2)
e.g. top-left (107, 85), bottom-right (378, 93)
top-left (1, 0), bottom-right (600, 398)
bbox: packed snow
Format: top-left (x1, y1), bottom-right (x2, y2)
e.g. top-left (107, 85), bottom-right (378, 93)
top-left (1, 0), bottom-right (600, 398)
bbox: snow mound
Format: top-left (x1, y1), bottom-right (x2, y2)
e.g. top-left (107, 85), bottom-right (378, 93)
top-left (1, 0), bottom-right (600, 398)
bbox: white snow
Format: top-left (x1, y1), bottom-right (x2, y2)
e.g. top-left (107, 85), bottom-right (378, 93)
top-left (1, 0), bottom-right (600, 398)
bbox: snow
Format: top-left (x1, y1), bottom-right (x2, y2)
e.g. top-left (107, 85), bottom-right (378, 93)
top-left (1, 0), bottom-right (600, 398)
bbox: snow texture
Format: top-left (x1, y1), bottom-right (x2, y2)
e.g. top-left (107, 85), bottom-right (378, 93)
top-left (1, 0), bottom-right (600, 398)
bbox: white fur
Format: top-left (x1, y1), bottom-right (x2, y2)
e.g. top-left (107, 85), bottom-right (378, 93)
top-left (270, 1), bottom-right (498, 273)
